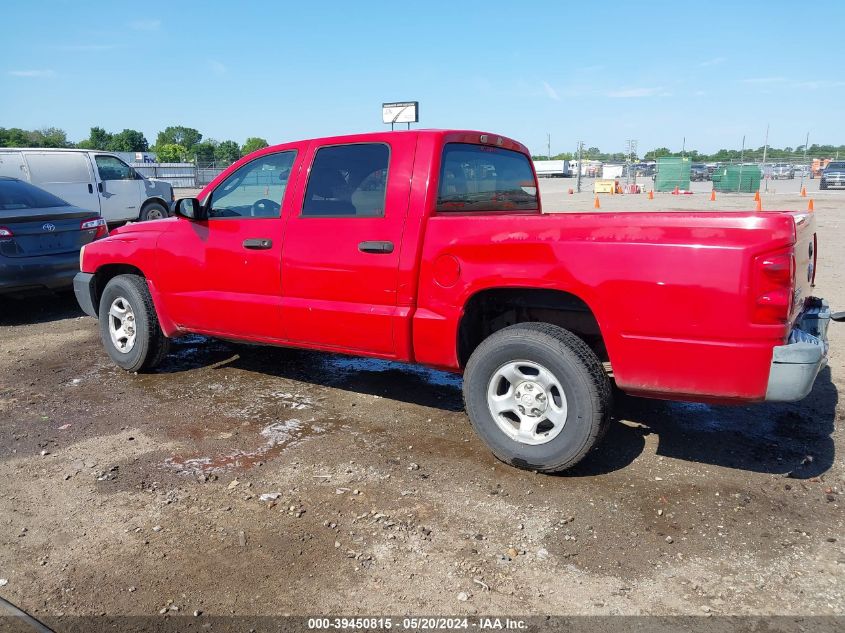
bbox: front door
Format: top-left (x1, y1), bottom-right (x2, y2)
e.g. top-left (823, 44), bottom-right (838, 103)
top-left (93, 154), bottom-right (143, 222)
top-left (155, 149), bottom-right (301, 341)
top-left (280, 135), bottom-right (416, 356)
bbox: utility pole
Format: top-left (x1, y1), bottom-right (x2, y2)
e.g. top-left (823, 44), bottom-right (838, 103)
top-left (762, 123), bottom-right (769, 192)
top-left (682, 137), bottom-right (686, 157)
top-left (799, 131), bottom-right (809, 193)
top-left (575, 141), bottom-right (584, 193)
top-left (547, 133), bottom-right (551, 161)
top-left (738, 135), bottom-right (746, 193)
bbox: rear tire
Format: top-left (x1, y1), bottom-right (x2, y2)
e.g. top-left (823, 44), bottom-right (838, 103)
top-left (463, 323), bottom-right (612, 473)
top-left (140, 202), bottom-right (167, 221)
top-left (98, 274), bottom-right (169, 372)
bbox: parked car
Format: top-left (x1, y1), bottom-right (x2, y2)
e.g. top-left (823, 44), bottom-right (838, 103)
top-left (74, 130), bottom-right (839, 473)
top-left (820, 161), bottom-right (845, 189)
top-left (0, 148), bottom-right (173, 223)
top-left (771, 164), bottom-right (795, 179)
top-left (690, 163), bottom-right (709, 181)
top-left (1, 177), bottom-right (107, 295)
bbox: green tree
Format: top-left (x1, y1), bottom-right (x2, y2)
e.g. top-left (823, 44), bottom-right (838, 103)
top-left (108, 129), bottom-right (149, 152)
top-left (242, 136), bottom-right (269, 155)
top-left (193, 140), bottom-right (218, 164)
top-left (28, 127), bottom-right (70, 148)
top-left (214, 140), bottom-right (241, 165)
top-left (76, 126), bottom-right (113, 150)
top-left (155, 143), bottom-right (187, 162)
top-left (155, 126), bottom-right (203, 152)
top-left (0, 127), bottom-right (32, 146)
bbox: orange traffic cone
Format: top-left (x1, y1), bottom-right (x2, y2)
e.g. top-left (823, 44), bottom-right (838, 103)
top-left (801, 186), bottom-right (807, 197)
top-left (648, 190), bottom-right (654, 200)
top-left (594, 196), bottom-right (601, 209)
top-left (672, 186), bottom-right (679, 195)
top-left (755, 198), bottom-right (762, 212)
top-left (808, 198), bottom-right (814, 212)
top-left (754, 190), bottom-right (760, 201)
top-left (710, 189), bottom-right (716, 201)
top-left (568, 188), bottom-right (574, 195)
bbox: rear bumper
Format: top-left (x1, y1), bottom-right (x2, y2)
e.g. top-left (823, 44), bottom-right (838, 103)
top-left (0, 252), bottom-right (79, 294)
top-left (73, 272), bottom-right (98, 317)
top-left (765, 298), bottom-right (831, 401)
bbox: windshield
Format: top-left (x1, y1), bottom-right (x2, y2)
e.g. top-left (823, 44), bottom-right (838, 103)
top-left (437, 143), bottom-right (538, 212)
top-left (826, 162), bottom-right (845, 170)
top-left (0, 178), bottom-right (70, 211)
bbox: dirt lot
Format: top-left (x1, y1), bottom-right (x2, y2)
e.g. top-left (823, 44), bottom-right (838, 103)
top-left (0, 183), bottom-right (842, 620)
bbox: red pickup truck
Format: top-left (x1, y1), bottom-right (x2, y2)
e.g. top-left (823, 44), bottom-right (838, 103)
top-left (74, 130), bottom-right (837, 472)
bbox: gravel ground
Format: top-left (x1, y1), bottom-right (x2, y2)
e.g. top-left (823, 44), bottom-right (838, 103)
top-left (0, 183), bottom-right (842, 619)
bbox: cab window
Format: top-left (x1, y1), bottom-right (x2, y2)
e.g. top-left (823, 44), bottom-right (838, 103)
top-left (301, 144), bottom-right (389, 217)
top-left (206, 151), bottom-right (296, 219)
top-left (95, 155), bottom-right (137, 181)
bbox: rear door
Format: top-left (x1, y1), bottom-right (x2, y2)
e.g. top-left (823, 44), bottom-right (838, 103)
top-left (92, 154), bottom-right (143, 222)
top-left (22, 152), bottom-right (100, 214)
top-left (280, 134), bottom-right (416, 356)
top-left (0, 152), bottom-right (27, 179)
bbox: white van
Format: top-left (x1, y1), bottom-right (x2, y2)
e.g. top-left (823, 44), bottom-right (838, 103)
top-left (0, 148), bottom-right (173, 223)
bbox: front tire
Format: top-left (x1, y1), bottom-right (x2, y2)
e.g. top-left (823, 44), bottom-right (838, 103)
top-left (463, 323), bottom-right (611, 473)
top-left (140, 202), bottom-right (168, 221)
top-left (98, 274), bottom-right (169, 372)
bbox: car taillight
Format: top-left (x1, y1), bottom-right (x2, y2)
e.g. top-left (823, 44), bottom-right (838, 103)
top-left (81, 217), bottom-right (108, 240)
top-left (751, 248), bottom-right (795, 325)
top-left (0, 226), bottom-right (12, 239)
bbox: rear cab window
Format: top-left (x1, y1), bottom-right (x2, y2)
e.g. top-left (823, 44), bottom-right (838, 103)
top-left (437, 143), bottom-right (538, 212)
top-left (302, 143), bottom-right (389, 218)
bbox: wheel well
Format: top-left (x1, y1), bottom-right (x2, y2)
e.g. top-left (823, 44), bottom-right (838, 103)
top-left (141, 198), bottom-right (169, 214)
top-left (92, 264), bottom-right (146, 311)
top-left (457, 288), bottom-right (606, 367)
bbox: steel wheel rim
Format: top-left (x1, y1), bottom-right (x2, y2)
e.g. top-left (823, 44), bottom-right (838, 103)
top-left (146, 207), bottom-right (164, 220)
top-left (486, 360), bottom-right (568, 445)
top-left (108, 297), bottom-right (137, 353)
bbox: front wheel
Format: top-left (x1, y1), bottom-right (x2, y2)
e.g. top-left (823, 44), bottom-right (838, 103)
top-left (140, 202), bottom-right (168, 221)
top-left (463, 323), bottom-right (612, 473)
top-left (98, 274), bottom-right (169, 372)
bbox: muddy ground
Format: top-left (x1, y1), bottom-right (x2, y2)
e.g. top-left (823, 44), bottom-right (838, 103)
top-left (0, 185), bottom-right (842, 619)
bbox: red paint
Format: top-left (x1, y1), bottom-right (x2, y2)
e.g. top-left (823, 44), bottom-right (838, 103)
top-left (81, 130), bottom-right (819, 403)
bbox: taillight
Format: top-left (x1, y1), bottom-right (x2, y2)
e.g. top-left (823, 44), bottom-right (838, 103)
top-left (751, 248), bottom-right (795, 324)
top-left (0, 226), bottom-right (12, 239)
top-left (81, 217), bottom-right (108, 240)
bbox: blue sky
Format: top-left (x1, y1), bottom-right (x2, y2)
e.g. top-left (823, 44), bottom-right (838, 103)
top-left (2, 0), bottom-right (843, 155)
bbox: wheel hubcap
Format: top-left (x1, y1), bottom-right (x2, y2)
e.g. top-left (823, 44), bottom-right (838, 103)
top-left (147, 208), bottom-right (163, 220)
top-left (486, 360), bottom-right (568, 445)
top-left (108, 297), bottom-right (137, 353)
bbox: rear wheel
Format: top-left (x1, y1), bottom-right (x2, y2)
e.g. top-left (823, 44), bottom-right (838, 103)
top-left (463, 323), bottom-right (611, 473)
top-left (98, 274), bottom-right (169, 372)
top-left (140, 202), bottom-right (168, 221)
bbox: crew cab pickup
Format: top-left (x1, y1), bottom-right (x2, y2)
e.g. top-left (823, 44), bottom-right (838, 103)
top-left (73, 130), bottom-right (839, 472)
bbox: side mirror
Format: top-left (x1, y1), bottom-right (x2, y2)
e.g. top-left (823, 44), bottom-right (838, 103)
top-left (173, 197), bottom-right (207, 221)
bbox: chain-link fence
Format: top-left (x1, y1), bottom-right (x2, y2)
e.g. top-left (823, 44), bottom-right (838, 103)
top-left (131, 162), bottom-right (227, 188)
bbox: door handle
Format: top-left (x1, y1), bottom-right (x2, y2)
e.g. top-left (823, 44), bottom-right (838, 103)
top-left (88, 183), bottom-right (94, 194)
top-left (243, 238), bottom-right (273, 250)
top-left (358, 240), bottom-right (394, 254)
top-left (97, 182), bottom-right (103, 193)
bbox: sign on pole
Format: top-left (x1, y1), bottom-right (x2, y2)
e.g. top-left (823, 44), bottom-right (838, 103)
top-left (382, 101), bottom-right (419, 130)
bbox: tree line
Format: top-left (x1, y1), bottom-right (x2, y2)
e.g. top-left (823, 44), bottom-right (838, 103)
top-left (532, 143), bottom-right (845, 163)
top-left (0, 125), bottom-right (269, 165)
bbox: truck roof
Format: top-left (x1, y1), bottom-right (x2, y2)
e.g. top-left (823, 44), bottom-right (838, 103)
top-left (260, 129), bottom-right (531, 155)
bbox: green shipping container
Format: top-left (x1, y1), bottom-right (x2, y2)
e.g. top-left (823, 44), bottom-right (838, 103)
top-left (711, 165), bottom-right (762, 193)
top-left (654, 157), bottom-right (691, 192)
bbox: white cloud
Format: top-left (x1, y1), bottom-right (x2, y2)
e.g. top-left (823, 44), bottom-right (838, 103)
top-left (606, 86), bottom-right (670, 98)
top-left (793, 79), bottom-right (845, 90)
top-left (129, 19), bottom-right (161, 31)
top-left (8, 69), bottom-right (55, 78)
top-left (698, 57), bottom-right (726, 67)
top-left (55, 44), bottom-right (117, 51)
top-left (740, 77), bottom-right (786, 84)
top-left (542, 81), bottom-right (560, 101)
top-left (209, 60), bottom-right (227, 75)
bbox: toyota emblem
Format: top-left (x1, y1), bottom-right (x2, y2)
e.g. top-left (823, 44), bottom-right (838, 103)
top-left (42, 223), bottom-right (56, 232)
